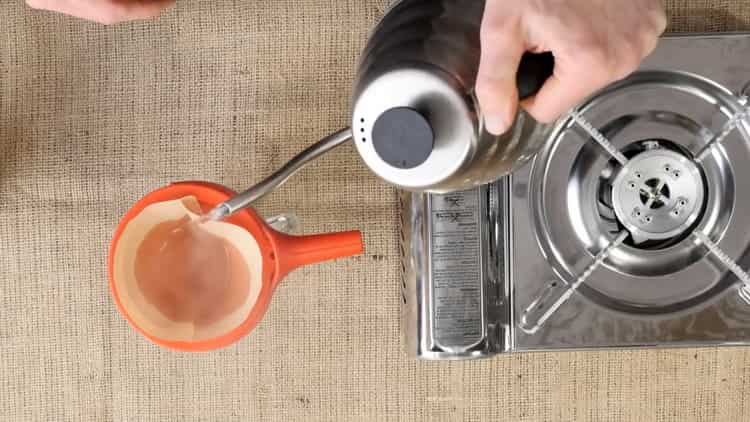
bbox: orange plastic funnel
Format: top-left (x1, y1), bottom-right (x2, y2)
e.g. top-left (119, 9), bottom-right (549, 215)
top-left (108, 181), bottom-right (363, 351)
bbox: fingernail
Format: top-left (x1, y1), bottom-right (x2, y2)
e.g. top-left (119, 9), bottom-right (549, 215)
top-left (484, 114), bottom-right (510, 135)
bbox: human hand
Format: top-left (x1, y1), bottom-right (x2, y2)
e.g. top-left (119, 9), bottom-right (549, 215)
top-left (26, 0), bottom-right (175, 25)
top-left (476, 0), bottom-right (667, 134)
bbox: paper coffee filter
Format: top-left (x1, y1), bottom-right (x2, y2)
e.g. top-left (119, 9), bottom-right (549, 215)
top-left (112, 196), bottom-right (263, 343)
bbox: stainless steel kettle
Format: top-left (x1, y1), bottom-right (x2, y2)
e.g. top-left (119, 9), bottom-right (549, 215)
top-left (211, 0), bottom-right (556, 217)
top-left (350, 0), bottom-right (554, 193)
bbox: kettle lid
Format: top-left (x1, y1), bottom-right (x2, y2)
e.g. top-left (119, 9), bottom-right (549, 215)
top-left (351, 66), bottom-right (476, 191)
top-left (371, 107), bottom-right (434, 169)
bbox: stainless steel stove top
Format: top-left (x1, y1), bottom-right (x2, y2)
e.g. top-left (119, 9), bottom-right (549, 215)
top-left (400, 34), bottom-right (750, 360)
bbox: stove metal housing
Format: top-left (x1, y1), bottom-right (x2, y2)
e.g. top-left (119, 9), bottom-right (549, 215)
top-left (400, 34), bottom-right (750, 359)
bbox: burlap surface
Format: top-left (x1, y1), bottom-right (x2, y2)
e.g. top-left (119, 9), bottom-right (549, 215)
top-left (1, 1), bottom-right (749, 421)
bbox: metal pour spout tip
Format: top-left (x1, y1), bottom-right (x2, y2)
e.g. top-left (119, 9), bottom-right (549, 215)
top-left (204, 204), bottom-right (230, 222)
top-left (217, 128), bottom-right (353, 216)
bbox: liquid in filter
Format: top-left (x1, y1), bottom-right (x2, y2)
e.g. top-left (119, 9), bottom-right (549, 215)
top-left (134, 215), bottom-right (251, 327)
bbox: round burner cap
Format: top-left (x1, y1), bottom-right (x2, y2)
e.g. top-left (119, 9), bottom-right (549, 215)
top-left (611, 149), bottom-right (705, 244)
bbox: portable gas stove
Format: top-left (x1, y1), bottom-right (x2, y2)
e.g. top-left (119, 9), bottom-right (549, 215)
top-left (400, 34), bottom-right (750, 359)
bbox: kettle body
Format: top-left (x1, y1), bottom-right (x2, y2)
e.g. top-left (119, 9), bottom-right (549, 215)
top-left (351, 0), bottom-right (555, 193)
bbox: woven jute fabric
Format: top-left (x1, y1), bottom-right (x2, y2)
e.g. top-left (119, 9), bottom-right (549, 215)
top-left (1, 1), bottom-right (749, 421)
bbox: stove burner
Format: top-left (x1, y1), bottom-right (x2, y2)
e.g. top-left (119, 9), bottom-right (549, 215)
top-left (610, 146), bottom-right (706, 245)
top-left (403, 36), bottom-right (750, 358)
top-left (528, 70), bottom-right (749, 318)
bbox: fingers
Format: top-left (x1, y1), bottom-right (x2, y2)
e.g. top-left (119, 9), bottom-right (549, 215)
top-left (477, 0), bottom-right (667, 125)
top-left (523, 15), bottom-right (666, 122)
top-left (113, 0), bottom-right (176, 21)
top-left (475, 0), bottom-right (525, 135)
top-left (521, 66), bottom-right (601, 124)
top-left (644, 5), bottom-right (668, 53)
top-left (26, 0), bottom-right (175, 25)
top-left (26, 0), bottom-right (78, 15)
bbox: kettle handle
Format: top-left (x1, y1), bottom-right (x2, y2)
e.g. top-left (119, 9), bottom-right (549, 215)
top-left (516, 52), bottom-right (555, 100)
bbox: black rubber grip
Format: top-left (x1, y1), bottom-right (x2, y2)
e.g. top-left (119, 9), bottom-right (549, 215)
top-left (516, 52), bottom-right (555, 100)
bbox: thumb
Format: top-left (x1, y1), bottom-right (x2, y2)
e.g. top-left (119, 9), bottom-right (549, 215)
top-left (476, 3), bottom-right (525, 135)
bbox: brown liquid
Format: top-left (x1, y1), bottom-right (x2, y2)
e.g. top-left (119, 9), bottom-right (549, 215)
top-left (134, 216), bottom-right (251, 327)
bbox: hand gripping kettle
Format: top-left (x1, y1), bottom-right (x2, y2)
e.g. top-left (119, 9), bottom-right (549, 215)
top-left (350, 0), bottom-right (555, 192)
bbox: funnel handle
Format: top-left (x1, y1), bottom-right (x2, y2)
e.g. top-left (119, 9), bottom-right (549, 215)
top-left (269, 230), bottom-right (364, 282)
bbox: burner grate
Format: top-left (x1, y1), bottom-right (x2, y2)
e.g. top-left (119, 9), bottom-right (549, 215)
top-left (522, 98), bottom-right (750, 332)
